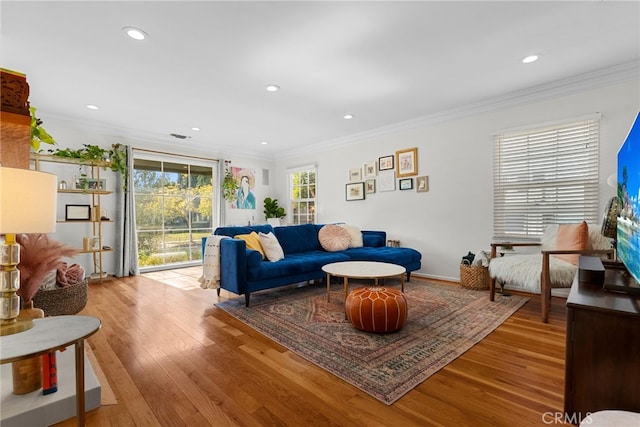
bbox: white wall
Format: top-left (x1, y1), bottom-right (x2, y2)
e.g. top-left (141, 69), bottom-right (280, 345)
top-left (33, 119), bottom-right (278, 275)
top-left (274, 79), bottom-right (640, 281)
top-left (40, 79), bottom-right (638, 280)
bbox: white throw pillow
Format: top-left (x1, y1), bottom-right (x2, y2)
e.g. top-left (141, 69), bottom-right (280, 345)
top-left (258, 232), bottom-right (285, 262)
top-left (338, 224), bottom-right (363, 248)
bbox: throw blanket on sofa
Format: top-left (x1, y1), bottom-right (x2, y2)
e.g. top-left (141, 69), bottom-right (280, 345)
top-left (199, 235), bottom-right (228, 289)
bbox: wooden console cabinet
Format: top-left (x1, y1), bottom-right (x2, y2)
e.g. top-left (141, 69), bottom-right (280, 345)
top-left (564, 261), bottom-right (640, 418)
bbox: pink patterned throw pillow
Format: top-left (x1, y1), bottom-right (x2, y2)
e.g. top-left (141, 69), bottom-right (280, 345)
top-left (318, 224), bottom-right (351, 252)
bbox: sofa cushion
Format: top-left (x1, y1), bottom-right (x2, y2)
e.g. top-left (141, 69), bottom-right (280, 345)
top-left (258, 232), bottom-right (285, 262)
top-left (339, 224), bottom-right (363, 248)
top-left (274, 224), bottom-right (321, 254)
top-left (344, 246), bottom-right (422, 266)
top-left (362, 231), bottom-right (386, 247)
top-left (215, 224), bottom-right (274, 238)
top-left (246, 251), bottom-right (349, 281)
top-left (319, 224), bottom-right (351, 252)
top-left (554, 221), bottom-right (588, 265)
top-left (235, 231), bottom-right (265, 259)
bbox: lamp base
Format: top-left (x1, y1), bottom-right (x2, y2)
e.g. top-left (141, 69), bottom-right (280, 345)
top-left (0, 318), bottom-right (34, 336)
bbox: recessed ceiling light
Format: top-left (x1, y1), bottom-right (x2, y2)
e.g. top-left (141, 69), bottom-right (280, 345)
top-left (192, 127), bottom-right (200, 131)
top-left (344, 114), bottom-right (354, 120)
top-left (86, 104), bottom-right (99, 110)
top-left (261, 141), bottom-right (268, 145)
top-left (123, 27), bottom-right (148, 41)
top-left (522, 54), bottom-right (539, 64)
top-left (265, 84), bottom-right (280, 92)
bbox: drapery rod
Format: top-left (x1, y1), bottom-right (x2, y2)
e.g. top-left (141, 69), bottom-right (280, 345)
top-left (132, 147), bottom-right (220, 163)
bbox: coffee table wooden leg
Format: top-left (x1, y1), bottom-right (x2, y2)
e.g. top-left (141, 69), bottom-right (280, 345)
top-left (401, 274), bottom-right (405, 292)
top-left (343, 277), bottom-right (349, 302)
top-left (343, 277), bottom-right (349, 319)
top-left (326, 273), bottom-right (331, 302)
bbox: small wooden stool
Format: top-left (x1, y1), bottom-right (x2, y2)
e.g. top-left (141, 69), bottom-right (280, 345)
top-left (345, 287), bottom-right (408, 333)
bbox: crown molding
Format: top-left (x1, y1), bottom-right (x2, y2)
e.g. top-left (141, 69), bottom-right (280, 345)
top-left (44, 61), bottom-right (638, 162)
top-left (44, 114), bottom-right (276, 161)
top-left (280, 61), bottom-right (640, 161)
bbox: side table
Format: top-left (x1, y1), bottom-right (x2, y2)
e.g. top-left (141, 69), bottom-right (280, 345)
top-left (0, 315), bottom-right (101, 426)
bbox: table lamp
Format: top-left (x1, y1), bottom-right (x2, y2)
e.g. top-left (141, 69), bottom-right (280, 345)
top-left (0, 166), bottom-right (57, 336)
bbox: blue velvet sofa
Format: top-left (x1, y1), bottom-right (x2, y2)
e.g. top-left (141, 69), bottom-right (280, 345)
top-left (207, 223), bottom-right (421, 306)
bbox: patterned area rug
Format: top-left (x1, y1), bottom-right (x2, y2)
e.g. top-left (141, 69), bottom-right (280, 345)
top-left (216, 280), bottom-right (528, 405)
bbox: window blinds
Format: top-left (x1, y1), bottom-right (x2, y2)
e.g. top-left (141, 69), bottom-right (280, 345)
top-left (493, 118), bottom-right (600, 239)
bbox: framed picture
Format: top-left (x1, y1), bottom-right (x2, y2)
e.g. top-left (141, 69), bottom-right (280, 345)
top-left (416, 176), bottom-right (429, 192)
top-left (345, 182), bottom-right (365, 201)
top-left (349, 168), bottom-right (362, 182)
top-left (365, 179), bottom-right (376, 194)
top-left (378, 155), bottom-right (394, 171)
top-left (399, 178), bottom-right (413, 190)
top-left (363, 161), bottom-right (377, 178)
top-left (65, 204), bottom-right (91, 221)
top-left (378, 170), bottom-right (396, 192)
top-left (77, 178), bottom-right (106, 191)
top-left (396, 147), bottom-right (418, 177)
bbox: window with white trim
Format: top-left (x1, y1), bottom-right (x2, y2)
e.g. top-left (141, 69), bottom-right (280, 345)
top-left (288, 165), bottom-right (317, 224)
top-left (493, 117), bottom-right (600, 239)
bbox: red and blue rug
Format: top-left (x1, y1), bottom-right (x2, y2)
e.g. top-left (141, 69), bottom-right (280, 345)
top-left (216, 280), bottom-right (528, 404)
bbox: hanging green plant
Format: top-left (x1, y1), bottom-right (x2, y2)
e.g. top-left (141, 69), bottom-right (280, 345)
top-left (30, 106), bottom-right (56, 150)
top-left (223, 167), bottom-right (239, 203)
top-left (48, 143), bottom-right (128, 190)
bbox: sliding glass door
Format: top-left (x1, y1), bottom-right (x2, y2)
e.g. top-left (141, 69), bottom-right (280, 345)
top-left (133, 153), bottom-right (218, 271)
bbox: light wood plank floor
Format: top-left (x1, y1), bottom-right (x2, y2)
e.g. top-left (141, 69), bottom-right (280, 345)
top-left (53, 268), bottom-right (570, 426)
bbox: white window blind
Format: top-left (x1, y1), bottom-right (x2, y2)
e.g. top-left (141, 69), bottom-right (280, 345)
top-left (493, 118), bottom-right (600, 239)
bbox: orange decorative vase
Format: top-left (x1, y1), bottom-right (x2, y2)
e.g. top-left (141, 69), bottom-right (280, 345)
top-left (12, 300), bottom-right (44, 394)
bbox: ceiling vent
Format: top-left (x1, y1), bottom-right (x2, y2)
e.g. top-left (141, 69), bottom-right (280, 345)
top-left (170, 133), bottom-right (191, 139)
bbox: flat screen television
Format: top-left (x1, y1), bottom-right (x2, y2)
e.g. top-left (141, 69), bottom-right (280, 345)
top-left (613, 111), bottom-right (640, 289)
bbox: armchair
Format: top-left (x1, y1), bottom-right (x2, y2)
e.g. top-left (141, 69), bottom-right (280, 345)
top-left (489, 222), bottom-right (614, 323)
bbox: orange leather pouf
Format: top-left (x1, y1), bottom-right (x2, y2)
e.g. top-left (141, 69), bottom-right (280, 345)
top-left (345, 287), bottom-right (408, 333)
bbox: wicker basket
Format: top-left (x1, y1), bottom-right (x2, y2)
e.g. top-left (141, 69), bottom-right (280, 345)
top-left (460, 264), bottom-right (489, 290)
top-left (32, 279), bottom-right (88, 316)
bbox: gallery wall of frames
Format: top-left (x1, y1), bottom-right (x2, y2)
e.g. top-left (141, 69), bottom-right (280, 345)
top-left (345, 147), bottom-right (428, 201)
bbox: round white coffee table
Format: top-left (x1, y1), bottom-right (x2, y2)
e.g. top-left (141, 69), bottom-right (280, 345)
top-left (322, 261), bottom-right (406, 303)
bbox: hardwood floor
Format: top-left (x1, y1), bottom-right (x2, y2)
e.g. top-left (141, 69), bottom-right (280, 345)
top-left (53, 269), bottom-right (570, 426)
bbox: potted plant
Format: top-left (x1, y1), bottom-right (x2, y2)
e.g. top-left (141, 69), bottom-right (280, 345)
top-left (30, 106), bottom-right (56, 150)
top-left (264, 197), bottom-right (286, 226)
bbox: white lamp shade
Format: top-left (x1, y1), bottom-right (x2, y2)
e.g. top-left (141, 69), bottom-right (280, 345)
top-left (0, 167), bottom-right (57, 234)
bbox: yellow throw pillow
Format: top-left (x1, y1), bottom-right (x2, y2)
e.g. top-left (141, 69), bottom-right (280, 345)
top-left (553, 221), bottom-right (588, 265)
top-left (235, 231), bottom-right (265, 259)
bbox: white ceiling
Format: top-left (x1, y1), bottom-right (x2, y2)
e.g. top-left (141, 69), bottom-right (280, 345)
top-left (2, 1), bottom-right (639, 160)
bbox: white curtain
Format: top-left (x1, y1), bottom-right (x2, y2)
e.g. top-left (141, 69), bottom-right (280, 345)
top-left (120, 145), bottom-right (139, 276)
